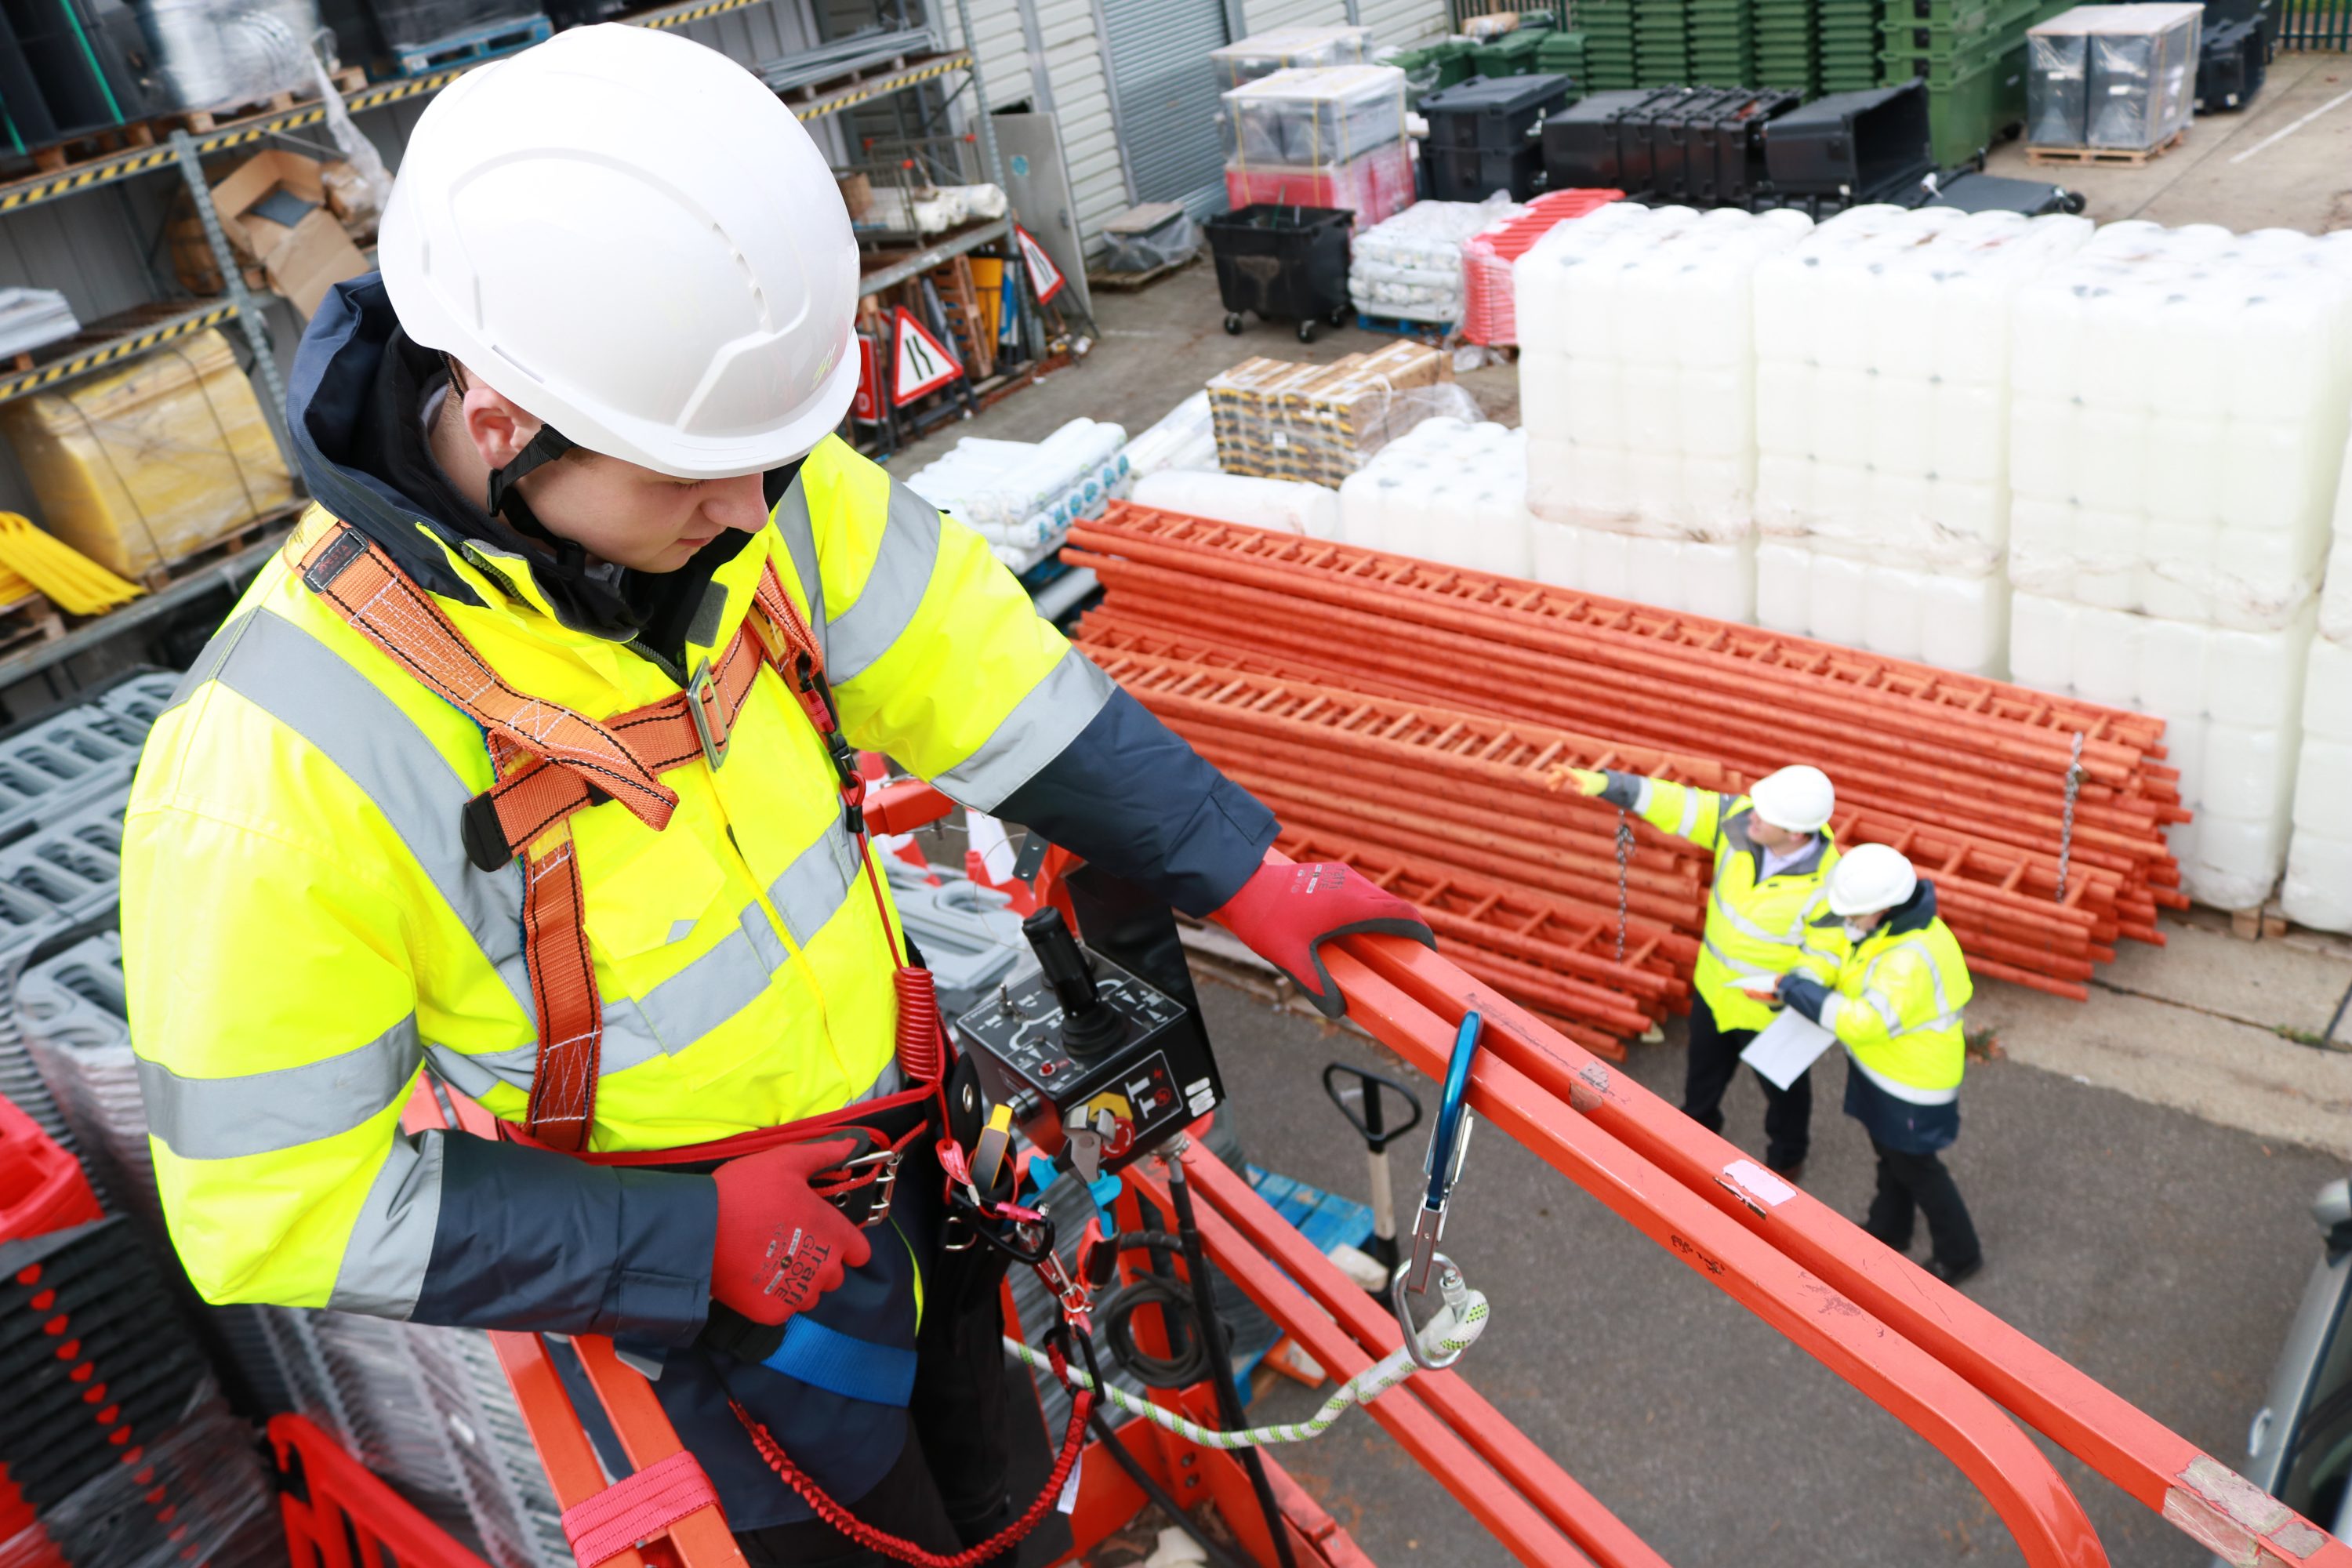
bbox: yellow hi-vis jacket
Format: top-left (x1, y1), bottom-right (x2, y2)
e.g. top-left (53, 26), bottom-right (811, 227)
top-left (122, 436), bottom-right (1105, 1312)
top-left (1599, 773), bottom-right (1842, 1033)
top-left (1813, 904), bottom-right (1973, 1102)
top-left (118, 288), bottom-right (1279, 1529)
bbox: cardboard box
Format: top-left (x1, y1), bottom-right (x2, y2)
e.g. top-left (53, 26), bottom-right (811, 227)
top-left (837, 172), bottom-right (875, 220)
top-left (209, 150), bottom-right (370, 319)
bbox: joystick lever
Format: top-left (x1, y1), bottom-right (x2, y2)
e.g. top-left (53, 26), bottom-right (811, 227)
top-left (1021, 907), bottom-right (1125, 1057)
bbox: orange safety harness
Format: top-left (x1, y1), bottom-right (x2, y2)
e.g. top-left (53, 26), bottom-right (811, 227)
top-left (292, 520), bottom-right (1098, 1566)
top-left (292, 519), bottom-right (943, 1155)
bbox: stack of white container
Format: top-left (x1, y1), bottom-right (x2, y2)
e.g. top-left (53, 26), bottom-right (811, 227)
top-left (2285, 428), bottom-right (2352, 929)
top-left (904, 417), bottom-right (1130, 569)
top-left (2005, 223), bottom-right (2352, 909)
top-left (1338, 416), bottom-right (1534, 575)
top-left (1516, 202), bottom-right (1814, 619)
top-left (1750, 206), bottom-right (2095, 677)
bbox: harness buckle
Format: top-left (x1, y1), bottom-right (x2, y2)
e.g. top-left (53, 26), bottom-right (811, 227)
top-left (684, 659), bottom-right (731, 770)
top-left (838, 1149), bottom-right (900, 1229)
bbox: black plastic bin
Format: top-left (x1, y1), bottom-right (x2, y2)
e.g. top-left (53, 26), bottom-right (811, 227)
top-left (1762, 80), bottom-right (1934, 201)
top-left (2195, 16), bottom-right (2266, 111)
top-left (1204, 204), bottom-right (1353, 344)
top-left (1420, 72), bottom-right (1575, 152)
top-left (1425, 140), bottom-right (1546, 200)
top-left (1541, 87), bottom-right (1694, 196)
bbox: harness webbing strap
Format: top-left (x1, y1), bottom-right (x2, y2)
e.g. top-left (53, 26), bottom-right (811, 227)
top-left (518, 833), bottom-right (601, 1149)
top-left (290, 517), bottom-right (843, 1151)
top-left (297, 524), bottom-right (678, 833)
top-left (465, 611), bottom-right (775, 869)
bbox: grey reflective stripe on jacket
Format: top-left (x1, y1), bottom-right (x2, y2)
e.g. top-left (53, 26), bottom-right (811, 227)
top-left (823, 484), bottom-right (940, 684)
top-left (175, 602), bottom-right (858, 1105)
top-left (139, 1015), bottom-right (422, 1161)
top-left (931, 647), bottom-right (1115, 812)
top-left (1860, 934), bottom-right (1962, 1038)
top-left (332, 1130), bottom-right (446, 1316)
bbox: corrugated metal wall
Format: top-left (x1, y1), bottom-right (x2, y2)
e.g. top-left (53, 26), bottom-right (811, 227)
top-left (1236, 0), bottom-right (1349, 31)
top-left (1354, 0), bottom-right (1450, 43)
top-left (1097, 0), bottom-right (1232, 219)
top-left (1016, 0), bottom-right (1131, 249)
top-left (933, 0), bottom-right (1033, 107)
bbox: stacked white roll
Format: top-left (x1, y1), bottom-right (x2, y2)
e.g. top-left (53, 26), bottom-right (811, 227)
top-left (1750, 205), bottom-right (2094, 676)
top-left (2005, 223), bottom-right (2352, 909)
top-left (1516, 202), bottom-right (1815, 620)
top-left (2285, 428), bottom-right (2352, 930)
top-left (906, 418), bottom-right (1131, 565)
top-left (1348, 194), bottom-right (1520, 324)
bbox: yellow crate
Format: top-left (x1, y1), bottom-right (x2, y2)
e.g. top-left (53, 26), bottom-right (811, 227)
top-left (1, 328), bottom-right (296, 580)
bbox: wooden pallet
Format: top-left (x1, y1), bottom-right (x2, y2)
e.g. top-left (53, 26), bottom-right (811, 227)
top-left (1085, 249), bottom-right (1203, 292)
top-left (1355, 311), bottom-right (1457, 342)
top-left (2026, 127), bottom-right (2186, 166)
top-left (136, 505), bottom-right (303, 595)
top-left (20, 69), bottom-right (367, 172)
top-left (0, 593), bottom-right (64, 659)
top-left (926, 255), bottom-right (994, 382)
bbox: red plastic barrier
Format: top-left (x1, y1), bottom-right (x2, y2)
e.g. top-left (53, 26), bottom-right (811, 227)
top-left (0, 1096), bottom-right (100, 1243)
top-left (270, 1414), bottom-right (490, 1568)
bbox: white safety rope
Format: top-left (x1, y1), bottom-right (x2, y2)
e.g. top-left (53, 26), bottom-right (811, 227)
top-left (1001, 1287), bottom-right (1490, 1451)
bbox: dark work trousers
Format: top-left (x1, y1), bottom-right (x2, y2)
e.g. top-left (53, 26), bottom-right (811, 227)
top-left (736, 1229), bottom-right (1020, 1566)
top-left (1682, 998), bottom-right (1812, 1171)
top-left (1864, 1139), bottom-right (1982, 1271)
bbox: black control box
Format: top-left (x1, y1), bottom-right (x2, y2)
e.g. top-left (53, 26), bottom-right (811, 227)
top-left (951, 868), bottom-right (1224, 1177)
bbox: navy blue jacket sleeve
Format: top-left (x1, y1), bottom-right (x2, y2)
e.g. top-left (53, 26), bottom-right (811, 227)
top-left (996, 686), bottom-right (1279, 916)
top-left (1779, 973), bottom-right (1831, 1025)
top-left (409, 1131), bottom-right (717, 1346)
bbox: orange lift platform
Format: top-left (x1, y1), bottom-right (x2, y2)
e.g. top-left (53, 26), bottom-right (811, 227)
top-left (390, 779), bottom-right (2337, 1568)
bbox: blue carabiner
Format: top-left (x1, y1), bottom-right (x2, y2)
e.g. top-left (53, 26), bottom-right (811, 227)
top-left (1408, 1011), bottom-right (1482, 1292)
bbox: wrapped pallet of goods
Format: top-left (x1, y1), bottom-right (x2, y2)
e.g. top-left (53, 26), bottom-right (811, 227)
top-left (2282, 426), bottom-right (2352, 931)
top-left (1206, 339), bottom-right (1475, 488)
top-left (2005, 222), bottom-right (2352, 910)
top-left (0, 331), bottom-right (296, 583)
top-left (1517, 201), bottom-right (1815, 621)
top-left (1347, 196), bottom-right (1522, 327)
top-left (1751, 204), bottom-right (2094, 677)
top-left (1221, 66), bottom-right (1415, 231)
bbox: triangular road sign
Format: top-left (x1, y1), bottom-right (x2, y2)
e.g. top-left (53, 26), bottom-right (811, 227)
top-left (891, 306), bottom-right (964, 407)
top-left (1014, 223), bottom-right (1066, 305)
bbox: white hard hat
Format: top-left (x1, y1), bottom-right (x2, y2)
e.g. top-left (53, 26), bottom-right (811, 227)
top-left (1748, 764), bottom-right (1835, 833)
top-left (378, 24), bottom-right (859, 479)
top-left (1827, 843), bottom-right (1918, 917)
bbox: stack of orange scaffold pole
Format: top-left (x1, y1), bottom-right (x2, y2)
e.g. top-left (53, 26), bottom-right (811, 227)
top-left (1063, 503), bottom-right (2187, 1038)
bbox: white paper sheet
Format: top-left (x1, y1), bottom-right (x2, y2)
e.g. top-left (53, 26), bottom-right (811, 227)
top-left (1740, 1008), bottom-right (1838, 1091)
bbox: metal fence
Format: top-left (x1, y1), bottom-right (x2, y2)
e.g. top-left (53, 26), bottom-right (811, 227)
top-left (2278, 0), bottom-right (2352, 49)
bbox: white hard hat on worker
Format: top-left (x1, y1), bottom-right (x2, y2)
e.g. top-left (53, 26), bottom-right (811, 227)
top-left (1748, 764), bottom-right (1835, 841)
top-left (1826, 843), bottom-right (1919, 920)
top-left (377, 24), bottom-right (860, 483)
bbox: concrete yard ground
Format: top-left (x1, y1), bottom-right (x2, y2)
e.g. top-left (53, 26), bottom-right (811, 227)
top-left (887, 78), bottom-right (2352, 1562)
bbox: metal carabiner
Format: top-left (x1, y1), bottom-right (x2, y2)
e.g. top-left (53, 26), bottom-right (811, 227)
top-left (1392, 1251), bottom-right (1472, 1371)
top-left (1408, 1011), bottom-right (1483, 1294)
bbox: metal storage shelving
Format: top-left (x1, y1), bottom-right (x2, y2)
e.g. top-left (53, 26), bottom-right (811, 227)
top-left (0, 0), bottom-right (1004, 688)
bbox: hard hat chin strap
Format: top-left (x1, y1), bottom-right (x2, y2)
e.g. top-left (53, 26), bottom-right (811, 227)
top-left (486, 424), bottom-right (583, 568)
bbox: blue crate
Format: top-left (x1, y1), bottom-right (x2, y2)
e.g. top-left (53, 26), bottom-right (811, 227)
top-left (1246, 1165), bottom-right (1377, 1258)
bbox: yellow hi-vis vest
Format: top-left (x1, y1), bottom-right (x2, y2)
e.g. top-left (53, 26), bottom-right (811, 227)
top-left (1634, 779), bottom-right (1842, 1033)
top-left (119, 435), bottom-right (1108, 1315)
top-left (1820, 916), bottom-right (1973, 1101)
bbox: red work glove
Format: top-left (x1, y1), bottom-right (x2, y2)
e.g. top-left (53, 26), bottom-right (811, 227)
top-left (710, 1138), bottom-right (873, 1327)
top-left (1212, 853), bottom-right (1436, 1019)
